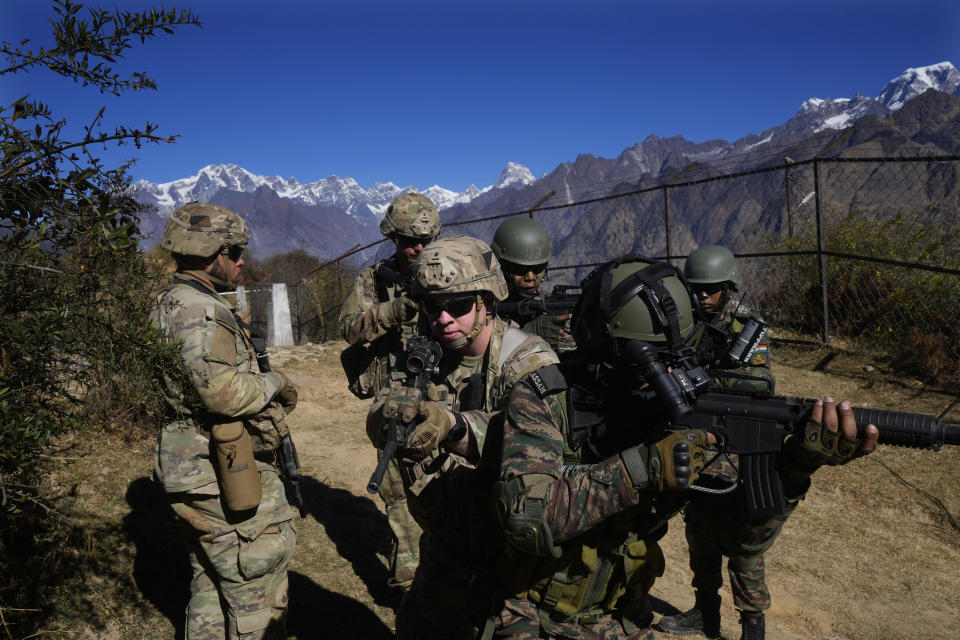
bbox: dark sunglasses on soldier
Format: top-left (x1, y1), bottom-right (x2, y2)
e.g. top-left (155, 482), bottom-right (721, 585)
top-left (500, 260), bottom-right (547, 276)
top-left (422, 295), bottom-right (477, 318)
top-left (696, 282), bottom-right (726, 296)
top-left (226, 245), bottom-right (244, 261)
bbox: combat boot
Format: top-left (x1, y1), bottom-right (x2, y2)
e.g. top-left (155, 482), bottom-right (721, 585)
top-left (739, 611), bottom-right (765, 640)
top-left (656, 591), bottom-right (721, 638)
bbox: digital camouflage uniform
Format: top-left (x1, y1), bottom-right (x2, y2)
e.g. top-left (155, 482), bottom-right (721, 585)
top-left (153, 270), bottom-right (297, 640)
top-left (338, 192), bottom-right (440, 589)
top-left (338, 256), bottom-right (424, 587)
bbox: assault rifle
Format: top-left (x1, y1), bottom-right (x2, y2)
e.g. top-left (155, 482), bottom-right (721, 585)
top-left (496, 284), bottom-right (581, 322)
top-left (366, 335), bottom-right (443, 494)
top-left (625, 339), bottom-right (960, 518)
top-left (377, 262), bottom-right (414, 291)
top-left (246, 325), bottom-right (305, 516)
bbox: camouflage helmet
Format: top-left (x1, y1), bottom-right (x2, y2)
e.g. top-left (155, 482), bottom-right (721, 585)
top-left (380, 193), bottom-right (441, 240)
top-left (684, 245), bottom-right (741, 287)
top-left (573, 256), bottom-right (699, 364)
top-left (490, 217), bottom-right (551, 266)
top-left (161, 202), bottom-right (250, 257)
top-left (412, 235), bottom-right (509, 301)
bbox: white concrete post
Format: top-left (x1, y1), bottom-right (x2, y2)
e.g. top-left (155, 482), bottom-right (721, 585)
top-left (268, 283), bottom-right (294, 347)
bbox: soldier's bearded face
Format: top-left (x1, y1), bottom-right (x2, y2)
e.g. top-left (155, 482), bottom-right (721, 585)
top-left (209, 251), bottom-right (244, 286)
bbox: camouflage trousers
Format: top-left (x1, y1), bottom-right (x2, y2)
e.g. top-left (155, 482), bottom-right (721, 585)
top-left (493, 597), bottom-right (653, 640)
top-left (377, 453), bottom-right (422, 589)
top-left (168, 469), bottom-right (297, 640)
top-left (683, 498), bottom-right (789, 613)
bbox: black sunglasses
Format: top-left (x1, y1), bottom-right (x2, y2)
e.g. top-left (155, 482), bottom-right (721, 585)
top-left (226, 245), bottom-right (244, 261)
top-left (500, 260), bottom-right (547, 276)
top-left (422, 295), bottom-right (477, 318)
top-left (695, 282), bottom-right (727, 296)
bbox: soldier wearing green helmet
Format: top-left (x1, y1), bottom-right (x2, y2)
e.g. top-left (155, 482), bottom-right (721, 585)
top-left (152, 202), bottom-right (299, 640)
top-left (490, 255), bottom-right (877, 640)
top-left (491, 217), bottom-right (576, 352)
top-left (338, 192), bottom-right (441, 590)
top-left (364, 235), bottom-right (562, 639)
top-left (656, 244), bottom-right (778, 640)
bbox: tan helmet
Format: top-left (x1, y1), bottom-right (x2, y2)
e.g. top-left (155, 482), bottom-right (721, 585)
top-left (412, 235), bottom-right (508, 301)
top-left (160, 202), bottom-right (250, 257)
top-left (380, 193), bottom-right (441, 240)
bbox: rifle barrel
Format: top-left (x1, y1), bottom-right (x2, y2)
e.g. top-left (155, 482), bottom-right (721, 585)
top-left (367, 439), bottom-right (398, 494)
top-left (851, 407), bottom-right (960, 449)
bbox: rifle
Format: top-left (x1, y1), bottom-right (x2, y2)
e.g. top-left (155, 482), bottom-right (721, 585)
top-left (366, 335), bottom-right (443, 494)
top-left (245, 322), bottom-right (305, 516)
top-left (496, 284), bottom-right (581, 322)
top-left (624, 340), bottom-right (960, 518)
top-left (377, 262), bottom-right (414, 291)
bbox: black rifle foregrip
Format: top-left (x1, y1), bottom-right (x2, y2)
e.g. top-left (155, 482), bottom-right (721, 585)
top-left (851, 407), bottom-right (960, 449)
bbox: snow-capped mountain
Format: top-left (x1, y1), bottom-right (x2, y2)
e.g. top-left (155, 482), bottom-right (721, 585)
top-left (878, 61), bottom-right (960, 110)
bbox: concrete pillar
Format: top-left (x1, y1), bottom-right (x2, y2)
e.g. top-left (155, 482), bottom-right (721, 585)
top-left (268, 283), bottom-right (294, 347)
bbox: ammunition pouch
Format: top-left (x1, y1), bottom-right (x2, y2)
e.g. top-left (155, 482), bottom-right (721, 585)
top-left (211, 421), bottom-right (262, 512)
top-left (495, 475), bottom-right (562, 558)
top-left (244, 402), bottom-right (290, 452)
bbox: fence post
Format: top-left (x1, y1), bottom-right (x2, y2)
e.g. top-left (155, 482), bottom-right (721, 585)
top-left (663, 186), bottom-right (672, 262)
top-left (784, 157), bottom-right (794, 238)
top-left (814, 159), bottom-right (830, 343)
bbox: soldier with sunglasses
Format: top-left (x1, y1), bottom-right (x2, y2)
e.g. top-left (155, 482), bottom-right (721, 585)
top-left (657, 245), bottom-right (778, 640)
top-left (338, 193), bottom-right (441, 590)
top-left (491, 217), bottom-right (576, 352)
top-left (364, 235), bottom-right (562, 639)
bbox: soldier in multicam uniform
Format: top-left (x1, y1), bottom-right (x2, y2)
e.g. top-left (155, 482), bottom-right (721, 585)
top-left (658, 245), bottom-right (779, 640)
top-left (491, 217), bottom-right (576, 352)
top-left (152, 203), bottom-right (298, 640)
top-left (364, 235), bottom-right (560, 639)
top-left (338, 193), bottom-right (441, 589)
top-left (491, 256), bottom-right (878, 640)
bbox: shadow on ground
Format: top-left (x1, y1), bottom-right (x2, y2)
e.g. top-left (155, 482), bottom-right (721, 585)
top-left (288, 570), bottom-right (394, 639)
top-left (298, 474), bottom-right (402, 609)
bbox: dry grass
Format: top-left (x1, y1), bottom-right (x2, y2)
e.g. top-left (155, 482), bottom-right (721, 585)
top-left (12, 340), bottom-right (959, 640)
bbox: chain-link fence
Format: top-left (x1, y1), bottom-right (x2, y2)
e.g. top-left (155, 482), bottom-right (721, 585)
top-left (289, 156), bottom-right (960, 381)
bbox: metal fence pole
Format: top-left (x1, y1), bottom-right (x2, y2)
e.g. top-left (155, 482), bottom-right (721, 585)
top-left (814, 159), bottom-right (830, 342)
top-left (784, 158), bottom-right (794, 238)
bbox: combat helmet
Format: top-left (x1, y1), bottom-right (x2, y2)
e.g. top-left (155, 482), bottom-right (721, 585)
top-left (573, 256), bottom-right (699, 365)
top-left (161, 202), bottom-right (250, 257)
top-left (380, 193), bottom-right (441, 240)
top-left (684, 245), bottom-right (741, 288)
top-left (413, 235), bottom-right (508, 350)
top-left (491, 217), bottom-right (551, 267)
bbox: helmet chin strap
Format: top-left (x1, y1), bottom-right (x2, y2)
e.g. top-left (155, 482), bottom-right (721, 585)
top-left (446, 293), bottom-right (487, 351)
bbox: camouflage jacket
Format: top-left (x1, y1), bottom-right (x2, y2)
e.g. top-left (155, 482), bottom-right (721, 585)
top-left (152, 272), bottom-right (286, 495)
top-left (371, 317), bottom-right (560, 565)
top-left (338, 256), bottom-right (419, 346)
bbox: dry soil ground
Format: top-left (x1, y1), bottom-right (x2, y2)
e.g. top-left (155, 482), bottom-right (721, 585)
top-left (33, 340), bottom-right (960, 639)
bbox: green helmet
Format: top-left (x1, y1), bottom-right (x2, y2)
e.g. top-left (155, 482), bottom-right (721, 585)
top-left (412, 235), bottom-right (509, 301)
top-left (160, 202), bottom-right (250, 257)
top-left (490, 217), bottom-right (551, 266)
top-left (684, 245), bottom-right (741, 287)
top-left (573, 256), bottom-right (699, 364)
top-left (380, 193), bottom-right (441, 240)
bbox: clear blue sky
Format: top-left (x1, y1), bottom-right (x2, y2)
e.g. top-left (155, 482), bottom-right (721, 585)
top-left (4, 0), bottom-right (959, 192)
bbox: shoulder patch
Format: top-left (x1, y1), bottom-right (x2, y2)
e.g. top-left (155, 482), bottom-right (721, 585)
top-left (527, 364), bottom-right (567, 399)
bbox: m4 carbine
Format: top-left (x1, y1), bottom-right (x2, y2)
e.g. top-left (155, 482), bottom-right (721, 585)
top-left (625, 340), bottom-right (960, 518)
top-left (367, 335), bottom-right (443, 494)
top-left (496, 284), bottom-right (581, 322)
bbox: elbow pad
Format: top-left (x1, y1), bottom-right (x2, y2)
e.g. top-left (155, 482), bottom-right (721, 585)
top-left (494, 475), bottom-right (562, 558)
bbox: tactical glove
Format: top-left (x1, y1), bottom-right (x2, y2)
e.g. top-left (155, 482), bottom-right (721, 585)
top-left (620, 429), bottom-right (709, 491)
top-left (274, 371), bottom-right (298, 414)
top-left (366, 384), bottom-right (423, 448)
top-left (400, 402), bottom-right (455, 462)
top-left (782, 416), bottom-right (868, 480)
top-left (379, 296), bottom-right (419, 329)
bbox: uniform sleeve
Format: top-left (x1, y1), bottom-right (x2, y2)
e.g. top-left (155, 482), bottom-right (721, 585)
top-left (339, 266), bottom-right (410, 346)
top-left (499, 380), bottom-right (643, 544)
top-left (172, 305), bottom-right (284, 419)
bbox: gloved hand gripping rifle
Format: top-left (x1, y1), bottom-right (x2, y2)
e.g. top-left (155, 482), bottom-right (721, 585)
top-left (625, 339), bottom-right (960, 519)
top-left (366, 335), bottom-right (443, 494)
